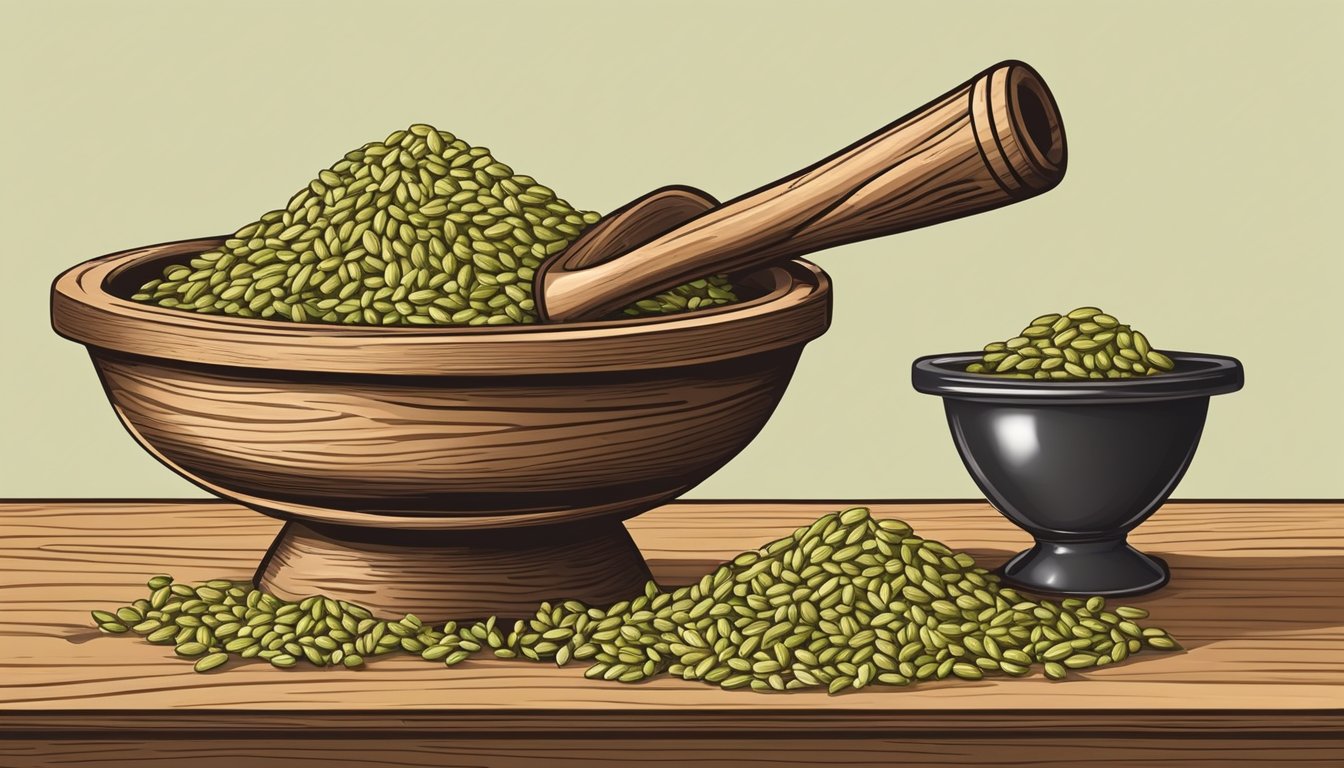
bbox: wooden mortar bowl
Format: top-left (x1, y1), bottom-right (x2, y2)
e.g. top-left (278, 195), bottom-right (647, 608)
top-left (51, 237), bottom-right (831, 621)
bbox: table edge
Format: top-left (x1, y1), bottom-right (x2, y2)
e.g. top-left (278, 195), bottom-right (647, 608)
top-left (1, 708), bottom-right (1341, 736)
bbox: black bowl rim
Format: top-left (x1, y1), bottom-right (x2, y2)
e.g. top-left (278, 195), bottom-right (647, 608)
top-left (912, 352), bottom-right (1244, 403)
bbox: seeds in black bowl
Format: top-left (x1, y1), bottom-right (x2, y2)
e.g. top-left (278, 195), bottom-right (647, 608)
top-left (91, 508), bottom-right (1179, 692)
top-left (132, 124), bottom-right (736, 325)
top-left (965, 307), bottom-right (1176, 380)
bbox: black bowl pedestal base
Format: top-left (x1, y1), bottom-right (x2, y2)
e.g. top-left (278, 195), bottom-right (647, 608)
top-left (998, 537), bottom-right (1170, 597)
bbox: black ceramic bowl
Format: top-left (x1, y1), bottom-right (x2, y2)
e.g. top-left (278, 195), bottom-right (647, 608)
top-left (912, 352), bottom-right (1243, 596)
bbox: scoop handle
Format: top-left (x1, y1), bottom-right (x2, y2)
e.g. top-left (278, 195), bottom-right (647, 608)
top-left (539, 60), bottom-right (1067, 322)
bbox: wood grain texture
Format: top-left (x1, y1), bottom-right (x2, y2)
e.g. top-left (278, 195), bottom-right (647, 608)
top-left (85, 344), bottom-right (818, 617)
top-left (91, 350), bottom-right (801, 527)
top-left (50, 240), bottom-right (830, 376)
top-left (1, 500), bottom-right (1339, 766)
top-left (538, 60), bottom-right (1067, 321)
top-left (257, 519), bottom-right (652, 620)
top-left (51, 244), bottom-right (832, 619)
top-left (0, 503), bottom-right (1338, 726)
top-left (3, 737), bottom-right (1340, 768)
top-left (546, 186), bottom-right (719, 271)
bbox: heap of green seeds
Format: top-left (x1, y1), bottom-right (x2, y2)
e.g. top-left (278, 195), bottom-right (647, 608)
top-left (967, 307), bottom-right (1176, 379)
top-left (92, 508), bottom-right (1179, 692)
top-left (132, 123), bottom-right (736, 324)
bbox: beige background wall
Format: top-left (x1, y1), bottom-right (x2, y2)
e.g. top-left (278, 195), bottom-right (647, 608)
top-left (1, 0), bottom-right (1339, 499)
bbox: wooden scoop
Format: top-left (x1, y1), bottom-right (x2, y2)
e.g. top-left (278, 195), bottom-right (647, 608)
top-left (535, 60), bottom-right (1067, 323)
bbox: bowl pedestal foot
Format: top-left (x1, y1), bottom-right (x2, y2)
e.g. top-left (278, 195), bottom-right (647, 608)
top-left (997, 537), bottom-right (1169, 597)
top-left (255, 519), bottom-right (653, 622)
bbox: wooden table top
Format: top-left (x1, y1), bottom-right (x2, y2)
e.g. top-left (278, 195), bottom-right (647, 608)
top-left (2, 499), bottom-right (1341, 767)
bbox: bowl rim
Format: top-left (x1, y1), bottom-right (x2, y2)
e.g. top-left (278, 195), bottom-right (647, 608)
top-left (52, 237), bottom-right (832, 376)
top-left (912, 351), bottom-right (1244, 402)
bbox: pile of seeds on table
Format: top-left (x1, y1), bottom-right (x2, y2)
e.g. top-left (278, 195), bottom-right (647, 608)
top-left (92, 507), bottom-right (1179, 692)
top-left (967, 306), bottom-right (1176, 379)
top-left (132, 123), bottom-right (736, 324)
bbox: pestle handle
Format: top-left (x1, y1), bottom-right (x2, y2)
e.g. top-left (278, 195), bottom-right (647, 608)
top-left (537, 60), bottom-right (1067, 322)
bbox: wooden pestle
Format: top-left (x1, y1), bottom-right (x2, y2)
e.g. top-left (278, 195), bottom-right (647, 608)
top-left (535, 60), bottom-right (1067, 323)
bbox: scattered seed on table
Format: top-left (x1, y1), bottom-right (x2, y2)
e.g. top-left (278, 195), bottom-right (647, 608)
top-left (90, 508), bottom-right (1180, 693)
